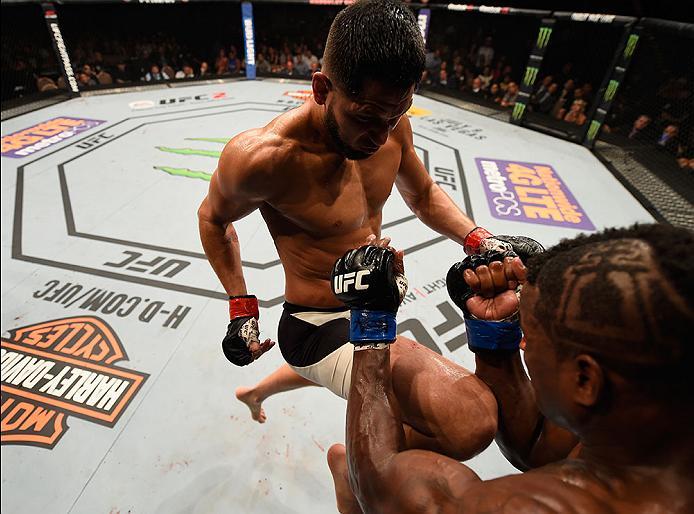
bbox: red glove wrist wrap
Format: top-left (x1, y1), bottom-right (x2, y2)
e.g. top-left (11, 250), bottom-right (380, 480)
top-left (229, 295), bottom-right (259, 320)
top-left (463, 227), bottom-right (493, 255)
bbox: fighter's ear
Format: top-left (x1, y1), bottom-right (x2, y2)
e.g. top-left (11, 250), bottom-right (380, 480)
top-left (312, 72), bottom-right (332, 105)
top-left (571, 354), bottom-right (604, 408)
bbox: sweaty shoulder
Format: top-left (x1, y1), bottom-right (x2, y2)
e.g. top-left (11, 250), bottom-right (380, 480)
top-left (459, 466), bottom-right (617, 514)
top-left (216, 115), bottom-right (301, 200)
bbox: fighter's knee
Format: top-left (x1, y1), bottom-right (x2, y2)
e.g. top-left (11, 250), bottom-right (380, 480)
top-left (469, 382), bottom-right (499, 451)
top-left (443, 380), bottom-right (498, 459)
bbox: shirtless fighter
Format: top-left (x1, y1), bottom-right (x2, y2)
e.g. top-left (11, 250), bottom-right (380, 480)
top-left (198, 0), bottom-right (543, 458)
top-left (330, 224), bottom-right (693, 513)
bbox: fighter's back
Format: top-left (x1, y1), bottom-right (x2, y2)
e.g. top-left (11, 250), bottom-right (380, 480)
top-left (454, 457), bottom-right (693, 514)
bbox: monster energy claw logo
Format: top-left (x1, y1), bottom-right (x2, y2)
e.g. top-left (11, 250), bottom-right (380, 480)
top-left (153, 137), bottom-right (228, 181)
top-left (536, 27), bottom-right (552, 49)
top-left (604, 80), bottom-right (620, 102)
top-left (512, 102), bottom-right (526, 121)
top-left (523, 67), bottom-right (539, 87)
top-left (623, 34), bottom-right (639, 59)
top-left (587, 120), bottom-right (601, 141)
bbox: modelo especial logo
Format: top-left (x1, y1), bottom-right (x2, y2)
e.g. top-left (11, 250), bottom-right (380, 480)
top-left (476, 158), bottom-right (595, 231)
top-left (1, 316), bottom-right (148, 449)
top-left (1, 117), bottom-right (105, 159)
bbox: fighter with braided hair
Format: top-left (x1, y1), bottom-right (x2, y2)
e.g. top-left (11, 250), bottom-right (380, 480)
top-left (329, 223), bottom-right (694, 514)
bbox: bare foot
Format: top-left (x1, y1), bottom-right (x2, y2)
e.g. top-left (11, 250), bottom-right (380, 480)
top-left (327, 444), bottom-right (363, 514)
top-left (235, 386), bottom-right (267, 423)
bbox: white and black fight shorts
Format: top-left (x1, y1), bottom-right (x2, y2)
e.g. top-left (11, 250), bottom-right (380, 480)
top-left (278, 302), bottom-right (354, 399)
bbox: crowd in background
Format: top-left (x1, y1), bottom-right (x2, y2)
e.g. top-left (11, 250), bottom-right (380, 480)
top-left (604, 76), bottom-right (693, 170)
top-left (2, 3), bottom-right (691, 174)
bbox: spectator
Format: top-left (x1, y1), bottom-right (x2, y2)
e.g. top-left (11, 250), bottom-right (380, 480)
top-left (476, 36), bottom-right (494, 69)
top-left (488, 82), bottom-right (503, 102)
top-left (656, 124), bottom-right (681, 155)
top-left (36, 77), bottom-right (58, 92)
top-left (78, 71), bottom-right (97, 87)
top-left (557, 87), bottom-right (584, 119)
top-left (581, 82), bottom-right (594, 106)
top-left (469, 77), bottom-right (484, 97)
top-left (627, 114), bottom-right (656, 143)
top-left (175, 64), bottom-right (195, 79)
top-left (425, 48), bottom-right (442, 77)
top-left (563, 99), bottom-right (588, 126)
top-left (162, 65), bottom-right (175, 80)
top-left (439, 68), bottom-right (448, 88)
top-left (500, 82), bottom-right (519, 108)
top-left (534, 75), bottom-right (553, 97)
top-left (227, 47), bottom-right (240, 74)
top-left (256, 53), bottom-right (271, 74)
top-left (96, 69), bottom-right (113, 85)
top-left (499, 74), bottom-right (512, 93)
top-left (215, 49), bottom-right (228, 75)
top-left (199, 61), bottom-right (210, 78)
top-left (533, 82), bottom-right (558, 114)
top-left (552, 79), bottom-right (576, 118)
top-left (677, 156), bottom-right (693, 171)
top-left (477, 66), bottom-right (493, 90)
top-left (294, 51), bottom-right (310, 76)
top-left (82, 64), bottom-right (97, 83)
top-left (113, 62), bottom-right (131, 84)
top-left (144, 64), bottom-right (164, 82)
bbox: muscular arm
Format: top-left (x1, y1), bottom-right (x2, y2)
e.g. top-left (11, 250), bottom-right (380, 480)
top-left (347, 348), bottom-right (580, 514)
top-left (475, 351), bottom-right (579, 471)
top-left (394, 116), bottom-right (476, 244)
top-left (197, 136), bottom-right (272, 296)
top-left (464, 260), bottom-right (579, 470)
top-left (347, 348), bottom-right (482, 513)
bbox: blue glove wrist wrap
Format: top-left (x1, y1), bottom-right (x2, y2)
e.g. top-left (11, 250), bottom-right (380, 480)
top-left (465, 317), bottom-right (522, 352)
top-left (350, 310), bottom-right (397, 343)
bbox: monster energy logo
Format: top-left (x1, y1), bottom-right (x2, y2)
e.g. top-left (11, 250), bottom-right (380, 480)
top-left (623, 34), bottom-right (639, 59)
top-left (153, 137), bottom-right (227, 181)
top-left (604, 80), bottom-right (620, 102)
top-left (511, 102), bottom-right (526, 121)
top-left (536, 27), bottom-right (552, 49)
top-left (587, 120), bottom-right (601, 141)
top-left (523, 67), bottom-right (539, 87)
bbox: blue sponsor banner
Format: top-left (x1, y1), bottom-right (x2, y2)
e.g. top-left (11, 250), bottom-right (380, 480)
top-left (418, 9), bottom-right (431, 47)
top-left (241, 2), bottom-right (256, 79)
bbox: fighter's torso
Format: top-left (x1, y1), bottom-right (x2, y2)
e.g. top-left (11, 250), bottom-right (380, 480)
top-left (254, 107), bottom-right (404, 307)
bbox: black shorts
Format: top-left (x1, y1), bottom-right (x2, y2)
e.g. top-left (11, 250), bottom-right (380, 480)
top-left (277, 302), bottom-right (350, 367)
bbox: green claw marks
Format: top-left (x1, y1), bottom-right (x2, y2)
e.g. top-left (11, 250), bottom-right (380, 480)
top-left (155, 146), bottom-right (222, 158)
top-left (154, 138), bottom-right (228, 181)
top-left (154, 166), bottom-right (213, 181)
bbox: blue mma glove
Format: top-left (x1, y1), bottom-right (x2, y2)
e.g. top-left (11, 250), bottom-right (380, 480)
top-left (447, 250), bottom-right (523, 352)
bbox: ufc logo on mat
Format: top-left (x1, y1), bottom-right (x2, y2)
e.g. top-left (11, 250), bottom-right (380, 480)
top-left (333, 270), bottom-right (370, 293)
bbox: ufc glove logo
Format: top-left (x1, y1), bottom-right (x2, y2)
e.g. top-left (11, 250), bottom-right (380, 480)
top-left (333, 270), bottom-right (370, 293)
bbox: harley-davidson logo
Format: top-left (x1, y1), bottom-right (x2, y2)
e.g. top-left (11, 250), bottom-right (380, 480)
top-left (1, 316), bottom-right (148, 449)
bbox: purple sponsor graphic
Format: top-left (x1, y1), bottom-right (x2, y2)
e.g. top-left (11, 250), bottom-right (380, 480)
top-left (2, 117), bottom-right (105, 158)
top-left (475, 158), bottom-right (595, 231)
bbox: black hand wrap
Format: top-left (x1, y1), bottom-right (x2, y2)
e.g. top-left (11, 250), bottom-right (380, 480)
top-left (331, 245), bottom-right (407, 347)
top-left (221, 295), bottom-right (260, 366)
top-left (447, 250), bottom-right (523, 352)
